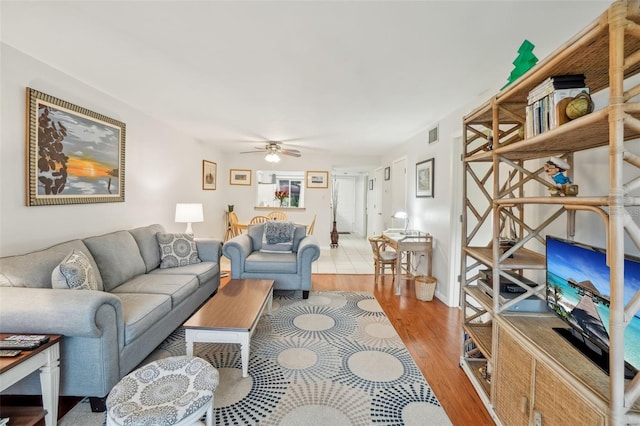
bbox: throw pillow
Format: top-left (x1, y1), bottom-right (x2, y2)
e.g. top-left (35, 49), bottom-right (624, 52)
top-left (51, 249), bottom-right (98, 290)
top-left (157, 233), bottom-right (201, 269)
top-left (261, 221), bottom-right (295, 253)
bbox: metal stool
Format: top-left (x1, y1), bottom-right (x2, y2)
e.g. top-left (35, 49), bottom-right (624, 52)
top-left (106, 356), bottom-right (218, 426)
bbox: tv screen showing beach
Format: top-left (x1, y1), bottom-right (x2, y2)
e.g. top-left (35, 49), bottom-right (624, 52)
top-left (546, 236), bottom-right (640, 373)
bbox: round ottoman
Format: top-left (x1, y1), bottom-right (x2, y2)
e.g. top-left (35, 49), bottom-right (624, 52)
top-left (106, 356), bottom-right (219, 426)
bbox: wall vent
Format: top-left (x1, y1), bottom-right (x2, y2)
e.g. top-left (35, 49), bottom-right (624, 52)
top-left (428, 125), bottom-right (439, 144)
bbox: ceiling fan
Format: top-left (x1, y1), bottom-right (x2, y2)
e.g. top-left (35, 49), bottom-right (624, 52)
top-left (240, 142), bottom-right (302, 163)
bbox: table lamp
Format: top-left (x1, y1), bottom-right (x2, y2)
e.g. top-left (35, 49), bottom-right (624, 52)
top-left (392, 211), bottom-right (409, 234)
top-left (175, 203), bottom-right (204, 234)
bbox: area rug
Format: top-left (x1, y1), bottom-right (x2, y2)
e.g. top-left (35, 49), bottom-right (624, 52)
top-left (59, 291), bottom-right (451, 425)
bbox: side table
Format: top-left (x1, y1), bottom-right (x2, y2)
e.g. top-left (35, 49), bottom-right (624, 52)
top-left (0, 335), bottom-right (62, 426)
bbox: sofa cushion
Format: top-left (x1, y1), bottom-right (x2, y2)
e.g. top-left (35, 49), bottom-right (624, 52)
top-left (111, 273), bottom-right (198, 308)
top-left (245, 251), bottom-right (297, 274)
top-left (129, 224), bottom-right (165, 272)
top-left (51, 249), bottom-right (99, 290)
top-left (157, 233), bottom-right (201, 269)
top-left (151, 261), bottom-right (219, 288)
top-left (84, 231), bottom-right (146, 292)
top-left (0, 240), bottom-right (104, 290)
top-left (116, 293), bottom-right (172, 345)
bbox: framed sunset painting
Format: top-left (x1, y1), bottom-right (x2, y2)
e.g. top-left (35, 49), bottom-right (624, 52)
top-left (26, 88), bottom-right (126, 206)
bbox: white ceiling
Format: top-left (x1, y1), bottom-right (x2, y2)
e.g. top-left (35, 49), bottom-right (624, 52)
top-left (1, 1), bottom-right (611, 157)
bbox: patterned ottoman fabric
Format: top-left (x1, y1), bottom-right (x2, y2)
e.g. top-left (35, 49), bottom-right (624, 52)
top-left (107, 356), bottom-right (219, 426)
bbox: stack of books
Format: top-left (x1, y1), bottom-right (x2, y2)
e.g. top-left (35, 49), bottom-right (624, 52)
top-left (525, 74), bottom-right (589, 138)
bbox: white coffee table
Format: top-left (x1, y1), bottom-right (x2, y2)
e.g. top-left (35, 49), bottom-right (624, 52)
top-left (183, 279), bottom-right (274, 377)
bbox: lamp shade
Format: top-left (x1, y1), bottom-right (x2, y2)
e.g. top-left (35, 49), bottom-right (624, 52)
top-left (175, 203), bottom-right (204, 234)
top-left (392, 211), bottom-right (408, 220)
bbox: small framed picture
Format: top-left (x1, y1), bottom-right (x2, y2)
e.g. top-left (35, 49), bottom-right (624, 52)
top-left (384, 167), bottom-right (391, 181)
top-left (230, 169), bottom-right (252, 186)
top-left (369, 179), bottom-right (374, 190)
top-left (306, 171), bottom-right (329, 188)
top-left (416, 158), bottom-right (434, 198)
top-left (202, 160), bottom-right (216, 190)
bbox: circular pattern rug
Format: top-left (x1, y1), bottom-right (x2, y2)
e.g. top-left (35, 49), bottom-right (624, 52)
top-left (153, 290), bottom-right (451, 425)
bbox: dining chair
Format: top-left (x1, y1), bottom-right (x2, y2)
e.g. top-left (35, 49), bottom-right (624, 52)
top-left (267, 211), bottom-right (288, 221)
top-left (307, 214), bottom-right (317, 235)
top-left (229, 211), bottom-right (244, 237)
top-left (249, 215), bottom-right (270, 225)
top-left (368, 236), bottom-right (397, 283)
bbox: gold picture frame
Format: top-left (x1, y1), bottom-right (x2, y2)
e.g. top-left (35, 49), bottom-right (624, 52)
top-left (230, 169), bottom-right (252, 186)
top-left (306, 171), bottom-right (329, 189)
top-left (202, 160), bottom-right (217, 190)
top-left (26, 88), bottom-right (126, 206)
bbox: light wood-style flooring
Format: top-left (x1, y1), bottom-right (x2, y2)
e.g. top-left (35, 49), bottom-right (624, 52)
top-left (304, 273), bottom-right (494, 425)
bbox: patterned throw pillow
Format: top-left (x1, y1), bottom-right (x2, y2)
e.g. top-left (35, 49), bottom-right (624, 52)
top-left (157, 233), bottom-right (201, 269)
top-left (51, 249), bottom-right (98, 290)
top-left (261, 221), bottom-right (295, 253)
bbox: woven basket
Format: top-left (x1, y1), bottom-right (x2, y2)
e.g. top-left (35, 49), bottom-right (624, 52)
top-left (414, 275), bottom-right (436, 301)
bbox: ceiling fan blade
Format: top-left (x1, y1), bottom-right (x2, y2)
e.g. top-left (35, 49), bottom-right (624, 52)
top-left (239, 150), bottom-right (263, 154)
top-left (280, 149), bottom-right (302, 157)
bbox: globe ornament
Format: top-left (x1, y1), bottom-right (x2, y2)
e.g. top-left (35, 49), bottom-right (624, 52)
top-left (566, 92), bottom-right (594, 120)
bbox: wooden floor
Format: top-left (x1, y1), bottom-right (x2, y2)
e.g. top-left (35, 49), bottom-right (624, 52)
top-left (307, 273), bottom-right (494, 425)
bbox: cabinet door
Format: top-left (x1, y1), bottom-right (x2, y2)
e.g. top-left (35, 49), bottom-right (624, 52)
top-left (494, 327), bottom-right (533, 426)
top-left (533, 362), bottom-right (605, 425)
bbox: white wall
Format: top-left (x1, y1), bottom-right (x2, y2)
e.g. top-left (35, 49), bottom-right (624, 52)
top-left (0, 44), bottom-right (227, 256)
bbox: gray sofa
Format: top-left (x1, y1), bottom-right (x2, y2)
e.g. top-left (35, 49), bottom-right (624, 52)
top-left (0, 224), bottom-right (222, 407)
top-left (222, 223), bottom-right (320, 298)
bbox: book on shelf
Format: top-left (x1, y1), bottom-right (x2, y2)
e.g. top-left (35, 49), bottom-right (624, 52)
top-left (526, 86), bottom-right (589, 138)
top-left (527, 74), bottom-right (586, 104)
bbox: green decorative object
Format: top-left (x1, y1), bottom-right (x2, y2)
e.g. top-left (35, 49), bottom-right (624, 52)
top-left (502, 39), bottom-right (538, 89)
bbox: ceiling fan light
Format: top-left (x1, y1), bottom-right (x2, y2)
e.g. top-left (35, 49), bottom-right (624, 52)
top-left (265, 152), bottom-right (280, 163)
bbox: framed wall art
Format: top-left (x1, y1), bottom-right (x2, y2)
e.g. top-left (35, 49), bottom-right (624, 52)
top-left (384, 166), bottom-right (391, 181)
top-left (230, 169), bottom-right (252, 186)
top-left (306, 171), bottom-right (329, 188)
top-left (26, 88), bottom-right (126, 206)
top-left (202, 160), bottom-right (217, 190)
top-left (416, 158), bottom-right (434, 198)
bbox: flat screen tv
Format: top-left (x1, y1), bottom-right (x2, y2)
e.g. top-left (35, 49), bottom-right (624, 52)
top-left (546, 235), bottom-right (640, 379)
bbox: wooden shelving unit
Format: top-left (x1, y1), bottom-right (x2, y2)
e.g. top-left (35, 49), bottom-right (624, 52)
top-left (460, 1), bottom-right (640, 424)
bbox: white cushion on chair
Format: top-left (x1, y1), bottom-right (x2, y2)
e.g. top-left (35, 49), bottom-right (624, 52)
top-left (380, 250), bottom-right (397, 261)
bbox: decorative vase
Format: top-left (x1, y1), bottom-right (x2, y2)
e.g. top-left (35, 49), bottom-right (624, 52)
top-left (330, 221), bottom-right (339, 247)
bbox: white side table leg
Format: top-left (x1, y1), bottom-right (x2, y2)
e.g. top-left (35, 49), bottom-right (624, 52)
top-left (40, 344), bottom-right (60, 426)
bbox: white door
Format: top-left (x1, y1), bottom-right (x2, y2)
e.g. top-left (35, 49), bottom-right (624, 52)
top-left (391, 157), bottom-right (407, 214)
top-left (335, 176), bottom-right (356, 233)
top-left (367, 168), bottom-right (384, 236)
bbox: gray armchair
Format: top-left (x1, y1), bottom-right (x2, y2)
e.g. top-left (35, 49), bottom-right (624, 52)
top-left (222, 223), bottom-right (320, 298)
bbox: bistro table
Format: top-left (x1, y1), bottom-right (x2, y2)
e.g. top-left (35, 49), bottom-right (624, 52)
top-left (382, 229), bottom-right (433, 296)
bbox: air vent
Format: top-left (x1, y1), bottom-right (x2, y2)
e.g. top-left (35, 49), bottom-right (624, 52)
top-left (428, 125), bottom-right (439, 144)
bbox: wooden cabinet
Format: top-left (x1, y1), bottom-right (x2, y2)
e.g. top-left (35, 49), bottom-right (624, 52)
top-left (495, 321), bottom-right (609, 426)
top-left (459, 1), bottom-right (640, 423)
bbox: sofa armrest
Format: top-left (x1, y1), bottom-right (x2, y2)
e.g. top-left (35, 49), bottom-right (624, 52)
top-left (297, 235), bottom-right (321, 274)
top-left (196, 238), bottom-right (223, 263)
top-left (221, 234), bottom-right (253, 277)
top-left (0, 287), bottom-right (124, 345)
